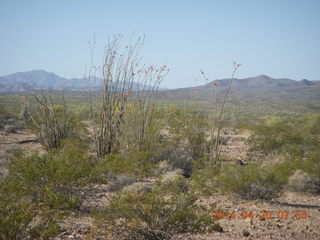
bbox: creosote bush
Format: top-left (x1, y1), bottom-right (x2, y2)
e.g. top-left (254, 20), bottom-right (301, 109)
top-left (244, 114), bottom-right (320, 195)
top-left (4, 139), bottom-right (96, 209)
top-left (0, 195), bottom-right (32, 240)
top-left (93, 181), bottom-right (217, 240)
top-left (28, 211), bottom-right (65, 239)
top-left (218, 164), bottom-right (284, 200)
top-left (95, 150), bottom-right (153, 180)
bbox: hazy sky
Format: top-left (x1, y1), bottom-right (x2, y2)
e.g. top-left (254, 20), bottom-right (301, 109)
top-left (1, 0), bottom-right (320, 88)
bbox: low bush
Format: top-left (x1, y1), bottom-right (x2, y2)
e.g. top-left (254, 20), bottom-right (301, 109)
top-left (190, 166), bottom-right (219, 196)
top-left (288, 170), bottom-right (320, 193)
top-left (0, 195), bottom-right (32, 240)
top-left (248, 116), bottom-right (304, 154)
top-left (167, 108), bottom-right (208, 161)
top-left (4, 139), bottom-right (96, 209)
top-left (153, 146), bottom-right (193, 177)
top-left (248, 114), bottom-right (320, 157)
top-left (96, 150), bottom-right (153, 179)
top-left (93, 181), bottom-right (217, 239)
top-left (107, 174), bottom-right (134, 192)
top-left (218, 164), bottom-right (284, 200)
top-left (28, 211), bottom-right (65, 239)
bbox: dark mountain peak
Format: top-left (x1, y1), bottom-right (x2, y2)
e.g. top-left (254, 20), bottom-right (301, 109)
top-left (255, 74), bottom-right (271, 79)
top-left (300, 79), bottom-right (314, 86)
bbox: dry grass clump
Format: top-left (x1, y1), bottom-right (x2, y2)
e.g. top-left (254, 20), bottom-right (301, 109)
top-left (107, 174), bottom-right (134, 192)
top-left (160, 169), bottom-right (184, 184)
top-left (122, 182), bottom-right (153, 194)
top-left (288, 170), bottom-right (320, 193)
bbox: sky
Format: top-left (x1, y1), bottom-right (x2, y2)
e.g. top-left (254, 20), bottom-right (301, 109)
top-left (1, 0), bottom-right (320, 89)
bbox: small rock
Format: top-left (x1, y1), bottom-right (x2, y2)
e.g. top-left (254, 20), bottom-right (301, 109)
top-left (75, 234), bottom-right (82, 238)
top-left (243, 230), bottom-right (250, 237)
top-left (4, 125), bottom-right (17, 133)
top-left (212, 223), bottom-right (224, 232)
top-left (236, 159), bottom-right (245, 166)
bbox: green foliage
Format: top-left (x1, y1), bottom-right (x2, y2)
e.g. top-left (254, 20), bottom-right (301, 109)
top-left (304, 147), bottom-right (320, 179)
top-left (248, 116), bottom-right (304, 153)
top-left (96, 150), bottom-right (153, 180)
top-left (246, 114), bottom-right (320, 194)
top-left (167, 107), bottom-right (208, 160)
top-left (218, 164), bottom-right (284, 200)
top-left (4, 139), bottom-right (96, 209)
top-left (28, 211), bottom-right (65, 239)
top-left (269, 154), bottom-right (303, 184)
top-left (28, 98), bottom-right (87, 149)
top-left (0, 195), bottom-right (32, 240)
top-left (248, 114), bottom-right (320, 155)
top-left (0, 100), bottom-right (8, 127)
top-left (93, 181), bottom-right (217, 239)
top-left (190, 167), bottom-right (219, 196)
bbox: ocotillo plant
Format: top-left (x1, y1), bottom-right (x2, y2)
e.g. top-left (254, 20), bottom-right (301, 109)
top-left (124, 64), bottom-right (169, 153)
top-left (201, 62), bottom-right (241, 178)
top-left (88, 35), bottom-right (168, 158)
top-left (28, 90), bottom-right (74, 149)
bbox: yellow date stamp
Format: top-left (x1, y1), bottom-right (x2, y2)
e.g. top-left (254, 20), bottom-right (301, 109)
top-left (212, 209), bottom-right (308, 220)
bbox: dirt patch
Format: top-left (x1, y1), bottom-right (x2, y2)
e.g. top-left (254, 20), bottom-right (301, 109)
top-left (0, 129), bottom-right (44, 156)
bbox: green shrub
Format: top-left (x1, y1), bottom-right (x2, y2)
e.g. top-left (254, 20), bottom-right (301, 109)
top-left (28, 211), bottom-right (65, 239)
top-left (0, 195), bottom-right (32, 240)
top-left (5, 139), bottom-right (96, 209)
top-left (248, 116), bottom-right (304, 154)
top-left (0, 101), bottom-right (11, 128)
top-left (268, 153), bottom-right (303, 185)
top-left (248, 114), bottom-right (320, 157)
top-left (304, 148), bottom-right (320, 179)
top-left (167, 108), bottom-right (208, 160)
top-left (190, 166), bottom-right (219, 196)
top-left (288, 170), bottom-right (320, 193)
top-left (152, 146), bottom-right (193, 177)
top-left (96, 150), bottom-right (153, 179)
top-left (218, 164), bottom-right (284, 200)
top-left (93, 181), bottom-right (217, 239)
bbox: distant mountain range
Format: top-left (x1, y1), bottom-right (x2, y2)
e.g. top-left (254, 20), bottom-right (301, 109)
top-left (0, 70), bottom-right (167, 92)
top-left (158, 74), bottom-right (320, 101)
top-left (0, 70), bottom-right (90, 92)
top-left (0, 70), bottom-right (319, 101)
